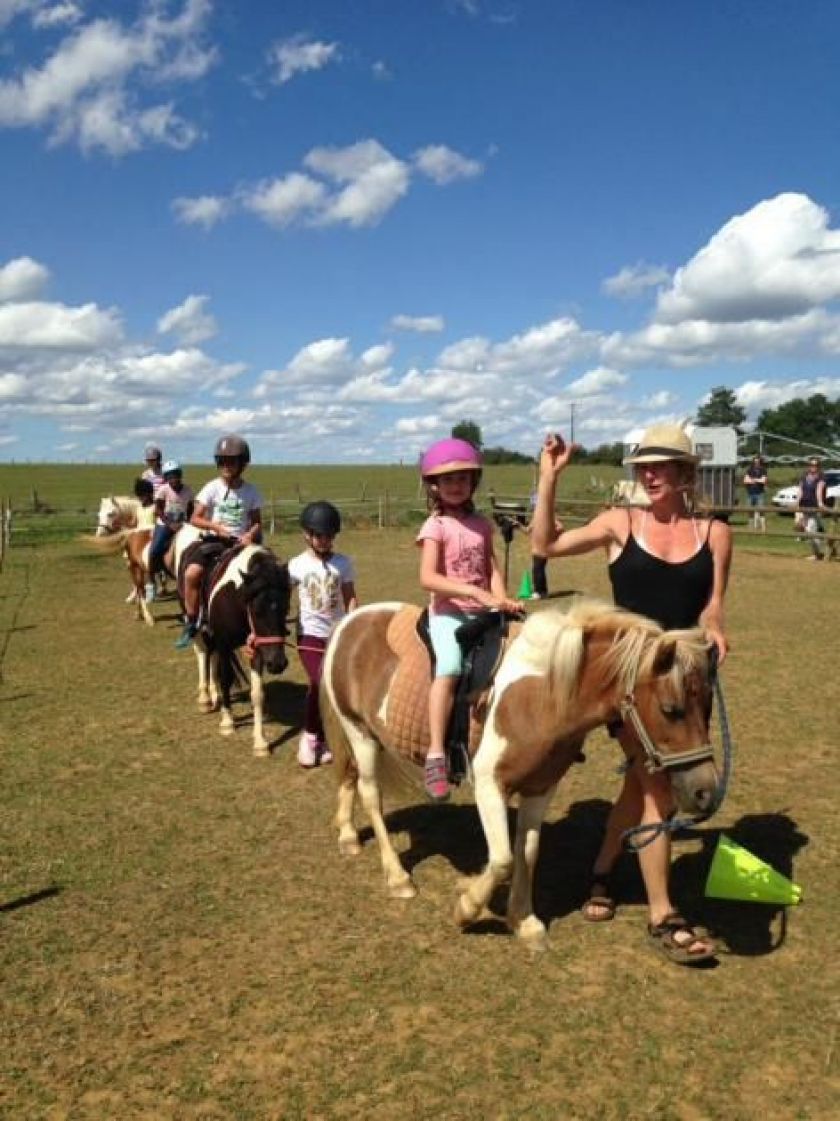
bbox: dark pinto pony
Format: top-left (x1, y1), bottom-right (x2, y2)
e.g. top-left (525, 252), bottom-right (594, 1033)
top-left (174, 527), bottom-right (291, 757)
top-left (320, 598), bottom-right (719, 951)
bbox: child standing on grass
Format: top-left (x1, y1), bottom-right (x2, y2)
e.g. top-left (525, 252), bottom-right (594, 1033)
top-left (289, 501), bottom-right (357, 768)
top-left (417, 438), bottom-right (520, 802)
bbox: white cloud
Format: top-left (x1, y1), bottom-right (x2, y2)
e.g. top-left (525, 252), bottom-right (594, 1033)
top-left (267, 34), bottom-right (339, 85)
top-left (413, 144), bottom-right (483, 184)
top-left (0, 256), bottom-right (50, 301)
top-left (157, 294), bottom-right (217, 345)
top-left (305, 140), bottom-right (410, 228)
top-left (0, 299), bottom-right (121, 348)
top-left (241, 173), bottom-right (326, 229)
top-left (0, 1), bottom-right (32, 29)
top-left (602, 262), bottom-right (670, 298)
top-left (656, 193), bottom-right (840, 325)
top-left (390, 313), bottom-right (445, 333)
top-left (0, 0), bottom-right (216, 154)
top-left (565, 365), bottom-right (627, 395)
top-left (732, 377), bottom-right (840, 412)
top-left (641, 389), bottom-right (677, 409)
top-left (172, 194), bottom-right (229, 228)
top-left (32, 3), bottom-right (82, 29)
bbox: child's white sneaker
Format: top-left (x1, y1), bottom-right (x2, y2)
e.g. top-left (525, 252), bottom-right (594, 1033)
top-left (298, 732), bottom-right (320, 768)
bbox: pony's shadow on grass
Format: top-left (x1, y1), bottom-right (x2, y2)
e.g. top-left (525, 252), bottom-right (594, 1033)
top-left (1, 885), bottom-right (62, 913)
top-left (223, 678), bottom-right (308, 750)
top-left (371, 796), bottom-right (615, 933)
top-left (672, 812), bottom-right (809, 957)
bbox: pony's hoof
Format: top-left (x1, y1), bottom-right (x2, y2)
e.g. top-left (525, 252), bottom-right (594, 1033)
top-left (197, 699), bottom-right (214, 713)
top-left (252, 744), bottom-right (270, 758)
top-left (338, 837), bottom-right (362, 856)
top-left (454, 893), bottom-right (483, 928)
top-left (513, 916), bottom-right (549, 952)
top-left (387, 878), bottom-right (417, 900)
top-left (219, 723), bottom-right (235, 737)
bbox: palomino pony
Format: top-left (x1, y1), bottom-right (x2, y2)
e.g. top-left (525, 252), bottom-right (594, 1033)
top-left (87, 520), bottom-right (156, 625)
top-left (94, 494), bottom-right (171, 602)
top-left (174, 526), bottom-right (292, 756)
top-left (321, 599), bottom-right (719, 951)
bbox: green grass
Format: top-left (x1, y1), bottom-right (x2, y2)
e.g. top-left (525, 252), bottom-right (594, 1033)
top-left (0, 527), bottom-right (838, 1118)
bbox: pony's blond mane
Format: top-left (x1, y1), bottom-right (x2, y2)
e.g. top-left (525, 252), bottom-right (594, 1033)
top-left (518, 598), bottom-right (709, 709)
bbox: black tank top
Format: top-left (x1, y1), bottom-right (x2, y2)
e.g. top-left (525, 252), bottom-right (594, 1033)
top-left (608, 513), bottom-right (714, 631)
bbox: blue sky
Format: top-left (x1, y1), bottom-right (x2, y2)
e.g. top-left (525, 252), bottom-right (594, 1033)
top-left (3, 0), bottom-right (840, 464)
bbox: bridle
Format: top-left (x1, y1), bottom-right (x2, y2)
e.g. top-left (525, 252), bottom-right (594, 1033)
top-left (619, 693), bottom-right (715, 774)
top-left (620, 661), bottom-right (733, 852)
top-left (243, 601), bottom-right (288, 662)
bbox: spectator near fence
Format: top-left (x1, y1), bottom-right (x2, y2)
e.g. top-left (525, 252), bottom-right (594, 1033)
top-left (797, 458), bottom-right (826, 561)
top-left (743, 455), bottom-right (767, 532)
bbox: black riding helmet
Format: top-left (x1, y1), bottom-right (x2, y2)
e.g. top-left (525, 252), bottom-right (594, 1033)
top-left (300, 501), bottom-right (341, 536)
top-left (214, 434), bottom-right (251, 465)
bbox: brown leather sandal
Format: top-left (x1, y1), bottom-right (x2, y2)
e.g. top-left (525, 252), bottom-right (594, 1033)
top-left (581, 876), bottom-right (617, 922)
top-left (647, 912), bottom-right (717, 965)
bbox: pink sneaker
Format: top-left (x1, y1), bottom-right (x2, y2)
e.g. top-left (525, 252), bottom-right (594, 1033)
top-left (298, 732), bottom-right (320, 768)
top-left (424, 755), bottom-right (450, 802)
top-left (317, 741), bottom-right (333, 765)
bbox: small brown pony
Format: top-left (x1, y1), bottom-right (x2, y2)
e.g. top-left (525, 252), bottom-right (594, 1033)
top-left (321, 598), bottom-right (719, 951)
top-left (87, 522), bottom-right (157, 625)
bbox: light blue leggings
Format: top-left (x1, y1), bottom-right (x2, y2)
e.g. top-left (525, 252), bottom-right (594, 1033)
top-left (429, 612), bottom-right (479, 677)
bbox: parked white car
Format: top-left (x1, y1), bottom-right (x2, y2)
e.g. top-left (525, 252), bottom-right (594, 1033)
top-left (771, 469), bottom-right (840, 512)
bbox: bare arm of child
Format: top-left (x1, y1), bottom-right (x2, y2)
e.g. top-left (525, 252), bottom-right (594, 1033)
top-left (190, 501), bottom-right (229, 537)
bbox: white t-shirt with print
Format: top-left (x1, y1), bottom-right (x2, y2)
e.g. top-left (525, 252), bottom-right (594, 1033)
top-left (195, 478), bottom-right (263, 538)
top-left (289, 550), bottom-right (355, 639)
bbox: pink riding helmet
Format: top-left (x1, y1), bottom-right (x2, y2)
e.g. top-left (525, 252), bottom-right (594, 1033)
top-left (420, 437), bottom-right (482, 478)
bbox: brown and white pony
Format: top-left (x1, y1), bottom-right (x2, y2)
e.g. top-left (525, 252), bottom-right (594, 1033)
top-left (93, 494), bottom-right (170, 604)
top-left (174, 527), bottom-right (292, 756)
top-left (320, 599), bottom-right (719, 951)
top-left (87, 519), bottom-right (156, 626)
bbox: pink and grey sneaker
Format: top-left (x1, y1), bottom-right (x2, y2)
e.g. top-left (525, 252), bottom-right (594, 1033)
top-left (424, 755), bottom-right (450, 802)
top-left (298, 731), bottom-right (320, 768)
top-left (317, 741), bottom-right (333, 765)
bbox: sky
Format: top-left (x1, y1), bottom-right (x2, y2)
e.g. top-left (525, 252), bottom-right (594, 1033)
top-left (3, 0), bottom-right (840, 464)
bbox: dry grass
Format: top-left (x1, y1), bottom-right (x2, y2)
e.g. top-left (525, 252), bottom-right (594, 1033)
top-left (1, 528), bottom-right (838, 1120)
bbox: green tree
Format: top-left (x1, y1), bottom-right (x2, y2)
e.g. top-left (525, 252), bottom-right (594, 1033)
top-left (696, 386), bottom-right (746, 428)
top-left (451, 419), bottom-right (483, 449)
top-left (756, 394), bottom-right (840, 449)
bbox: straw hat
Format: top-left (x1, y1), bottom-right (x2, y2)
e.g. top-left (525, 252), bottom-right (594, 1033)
top-left (623, 423), bottom-right (699, 465)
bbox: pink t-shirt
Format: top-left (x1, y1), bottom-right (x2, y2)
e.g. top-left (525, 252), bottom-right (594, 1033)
top-left (416, 512), bottom-right (493, 615)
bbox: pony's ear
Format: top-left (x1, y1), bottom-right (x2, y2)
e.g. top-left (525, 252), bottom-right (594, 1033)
top-left (651, 636), bottom-right (677, 676)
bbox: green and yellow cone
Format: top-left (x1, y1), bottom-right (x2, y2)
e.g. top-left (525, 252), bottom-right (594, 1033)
top-left (705, 834), bottom-right (803, 905)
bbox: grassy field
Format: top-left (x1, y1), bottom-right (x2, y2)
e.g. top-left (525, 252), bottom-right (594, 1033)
top-left (0, 461), bottom-right (826, 559)
top-left (0, 519), bottom-right (838, 1119)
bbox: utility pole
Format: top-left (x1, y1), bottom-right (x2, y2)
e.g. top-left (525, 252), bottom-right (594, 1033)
top-left (570, 402), bottom-right (577, 443)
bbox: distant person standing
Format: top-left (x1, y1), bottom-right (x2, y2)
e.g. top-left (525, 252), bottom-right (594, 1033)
top-left (141, 444), bottom-right (165, 497)
top-left (743, 455), bottom-right (767, 531)
top-left (797, 458), bottom-right (827, 561)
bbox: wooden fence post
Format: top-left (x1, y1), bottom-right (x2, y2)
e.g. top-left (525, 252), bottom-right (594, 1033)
top-left (269, 492), bottom-right (276, 536)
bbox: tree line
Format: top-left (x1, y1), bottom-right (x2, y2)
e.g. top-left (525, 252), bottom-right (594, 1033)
top-left (452, 388), bottom-right (840, 465)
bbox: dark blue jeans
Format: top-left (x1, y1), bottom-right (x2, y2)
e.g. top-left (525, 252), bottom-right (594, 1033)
top-left (149, 523), bottom-right (174, 575)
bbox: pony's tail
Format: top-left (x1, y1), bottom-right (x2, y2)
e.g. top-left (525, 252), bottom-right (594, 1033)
top-left (83, 529), bottom-right (133, 555)
top-left (319, 676), bottom-right (356, 786)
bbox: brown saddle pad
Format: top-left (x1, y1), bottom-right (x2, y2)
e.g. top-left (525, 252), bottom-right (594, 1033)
top-left (383, 605), bottom-right (506, 765)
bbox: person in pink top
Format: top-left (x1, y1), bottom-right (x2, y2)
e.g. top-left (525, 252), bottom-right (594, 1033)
top-left (416, 437), bottom-right (520, 801)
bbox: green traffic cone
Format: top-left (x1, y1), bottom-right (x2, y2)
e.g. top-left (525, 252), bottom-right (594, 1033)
top-left (517, 569), bottom-right (534, 599)
top-left (705, 835), bottom-right (803, 905)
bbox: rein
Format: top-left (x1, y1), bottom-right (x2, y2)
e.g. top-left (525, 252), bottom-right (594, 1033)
top-left (621, 673), bottom-right (733, 853)
top-left (243, 605), bottom-right (288, 662)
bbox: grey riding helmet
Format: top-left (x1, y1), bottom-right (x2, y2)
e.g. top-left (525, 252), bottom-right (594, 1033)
top-left (214, 434), bottom-right (251, 465)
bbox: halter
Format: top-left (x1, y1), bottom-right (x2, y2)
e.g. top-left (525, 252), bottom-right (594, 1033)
top-left (621, 672), bottom-right (734, 852)
top-left (243, 606), bottom-right (288, 661)
top-left (619, 693), bottom-right (715, 774)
